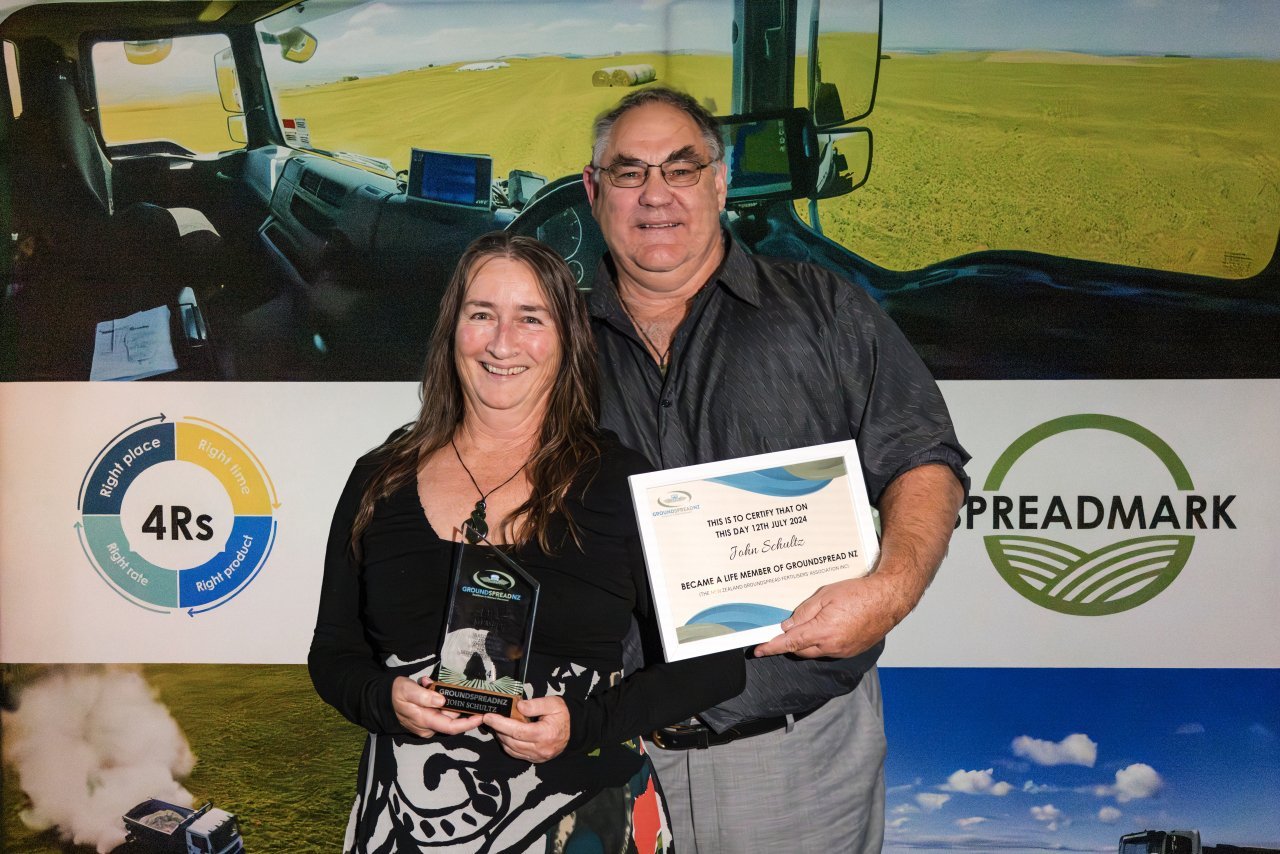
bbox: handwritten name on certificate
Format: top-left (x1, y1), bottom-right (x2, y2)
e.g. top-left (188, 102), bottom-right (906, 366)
top-left (628, 441), bottom-right (879, 662)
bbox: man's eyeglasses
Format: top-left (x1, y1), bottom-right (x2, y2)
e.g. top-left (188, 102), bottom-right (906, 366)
top-left (596, 158), bottom-right (714, 188)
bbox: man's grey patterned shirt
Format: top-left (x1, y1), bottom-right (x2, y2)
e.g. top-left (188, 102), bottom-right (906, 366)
top-left (588, 234), bottom-right (969, 729)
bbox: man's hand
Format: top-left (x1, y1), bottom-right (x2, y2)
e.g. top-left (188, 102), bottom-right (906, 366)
top-left (753, 572), bottom-right (909, 659)
top-left (753, 463), bottom-right (964, 660)
top-left (483, 696), bottom-right (571, 763)
top-left (391, 676), bottom-right (484, 738)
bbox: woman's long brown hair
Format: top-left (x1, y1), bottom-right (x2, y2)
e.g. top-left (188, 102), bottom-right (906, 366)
top-left (350, 232), bottom-right (601, 555)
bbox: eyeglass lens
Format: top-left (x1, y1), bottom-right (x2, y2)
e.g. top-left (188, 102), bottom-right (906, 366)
top-left (605, 160), bottom-right (705, 187)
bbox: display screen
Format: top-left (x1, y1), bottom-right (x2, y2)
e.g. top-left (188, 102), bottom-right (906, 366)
top-left (407, 148), bottom-right (493, 208)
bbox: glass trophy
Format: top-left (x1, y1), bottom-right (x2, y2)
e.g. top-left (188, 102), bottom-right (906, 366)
top-left (436, 540), bottom-right (539, 718)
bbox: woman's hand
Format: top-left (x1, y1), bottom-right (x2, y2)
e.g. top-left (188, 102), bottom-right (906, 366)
top-left (483, 696), bottom-right (571, 763)
top-left (391, 676), bottom-right (484, 739)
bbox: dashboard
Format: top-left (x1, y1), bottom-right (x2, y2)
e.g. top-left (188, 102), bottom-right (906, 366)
top-left (505, 175), bottom-right (605, 287)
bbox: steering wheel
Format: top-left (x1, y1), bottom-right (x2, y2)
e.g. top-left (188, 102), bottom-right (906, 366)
top-left (504, 174), bottom-right (606, 288)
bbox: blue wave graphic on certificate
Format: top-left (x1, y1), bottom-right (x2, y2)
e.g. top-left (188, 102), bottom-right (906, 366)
top-left (677, 603), bottom-right (793, 642)
top-left (707, 457), bottom-right (847, 497)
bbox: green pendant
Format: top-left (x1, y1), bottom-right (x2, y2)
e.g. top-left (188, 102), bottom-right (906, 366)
top-left (463, 500), bottom-right (487, 544)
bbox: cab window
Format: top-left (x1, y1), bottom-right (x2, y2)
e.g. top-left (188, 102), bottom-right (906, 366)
top-left (255, 1), bottom-right (733, 180)
top-left (808, 1), bottom-right (1280, 279)
top-left (90, 33), bottom-right (245, 155)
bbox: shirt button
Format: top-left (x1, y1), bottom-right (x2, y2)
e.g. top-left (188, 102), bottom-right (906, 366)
top-left (660, 398), bottom-right (673, 408)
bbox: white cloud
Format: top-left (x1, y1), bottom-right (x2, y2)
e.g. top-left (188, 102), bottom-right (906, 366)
top-left (888, 777), bottom-right (922, 795)
top-left (1175, 722), bottom-right (1205, 735)
top-left (1032, 804), bottom-right (1063, 821)
top-left (944, 768), bottom-right (1012, 796)
top-left (1012, 733), bottom-right (1098, 767)
top-left (1095, 763), bottom-right (1164, 803)
top-left (956, 816), bottom-right (988, 828)
top-left (945, 769), bottom-right (991, 793)
top-left (892, 802), bottom-right (921, 815)
top-left (1099, 806), bottom-right (1123, 823)
top-left (888, 816), bottom-right (910, 828)
top-left (1031, 803), bottom-right (1065, 831)
top-left (917, 792), bottom-right (951, 812)
top-left (1022, 779), bottom-right (1058, 794)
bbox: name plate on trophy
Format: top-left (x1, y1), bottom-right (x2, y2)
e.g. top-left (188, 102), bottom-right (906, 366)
top-left (436, 541), bottom-right (539, 718)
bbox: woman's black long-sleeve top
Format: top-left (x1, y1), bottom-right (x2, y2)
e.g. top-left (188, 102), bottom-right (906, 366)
top-left (309, 435), bottom-right (745, 753)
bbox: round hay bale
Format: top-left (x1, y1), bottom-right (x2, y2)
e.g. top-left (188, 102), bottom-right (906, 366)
top-left (610, 64), bottom-right (656, 87)
top-left (593, 64), bottom-right (657, 87)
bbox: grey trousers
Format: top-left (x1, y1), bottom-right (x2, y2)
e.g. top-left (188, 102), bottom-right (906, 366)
top-left (649, 665), bottom-right (886, 853)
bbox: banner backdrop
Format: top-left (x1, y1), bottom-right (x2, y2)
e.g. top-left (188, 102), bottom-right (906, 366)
top-left (3, 379), bottom-right (1277, 669)
top-left (3, 0), bottom-right (1279, 851)
top-left (3, 380), bottom-right (1277, 852)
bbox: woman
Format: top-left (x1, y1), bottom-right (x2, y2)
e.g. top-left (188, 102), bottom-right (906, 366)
top-left (310, 232), bottom-right (745, 853)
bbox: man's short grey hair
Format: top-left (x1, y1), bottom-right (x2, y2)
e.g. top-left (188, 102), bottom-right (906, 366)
top-left (590, 87), bottom-right (724, 179)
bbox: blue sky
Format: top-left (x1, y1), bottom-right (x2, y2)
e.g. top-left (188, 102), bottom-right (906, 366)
top-left (879, 668), bottom-right (1280, 852)
top-left (37, 0), bottom-right (1280, 103)
top-left (6, 0), bottom-right (1280, 60)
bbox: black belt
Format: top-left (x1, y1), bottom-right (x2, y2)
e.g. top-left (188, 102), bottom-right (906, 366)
top-left (650, 708), bottom-right (817, 750)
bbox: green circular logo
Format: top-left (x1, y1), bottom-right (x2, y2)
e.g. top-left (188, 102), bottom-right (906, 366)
top-left (983, 415), bottom-right (1194, 617)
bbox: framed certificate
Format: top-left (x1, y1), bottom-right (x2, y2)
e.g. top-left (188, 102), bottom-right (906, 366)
top-left (628, 441), bottom-right (879, 662)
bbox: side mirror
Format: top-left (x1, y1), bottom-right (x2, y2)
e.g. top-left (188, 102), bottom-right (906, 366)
top-left (812, 127), bottom-right (871, 200)
top-left (227, 114), bottom-right (248, 145)
top-left (214, 47), bottom-right (242, 113)
top-left (213, 47), bottom-right (246, 144)
top-left (798, 0), bottom-right (881, 128)
top-left (123, 39), bottom-right (173, 66)
top-left (719, 111), bottom-right (871, 203)
top-left (261, 27), bottom-right (318, 64)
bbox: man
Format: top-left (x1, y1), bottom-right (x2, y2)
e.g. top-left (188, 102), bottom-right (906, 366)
top-left (582, 87), bottom-right (968, 851)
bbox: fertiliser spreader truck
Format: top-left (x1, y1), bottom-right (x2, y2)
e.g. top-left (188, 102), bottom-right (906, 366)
top-left (121, 799), bottom-right (244, 854)
top-left (1120, 829), bottom-right (1280, 854)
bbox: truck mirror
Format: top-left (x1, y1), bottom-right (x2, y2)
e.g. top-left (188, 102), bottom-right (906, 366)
top-left (213, 47), bottom-right (242, 113)
top-left (798, 0), bottom-right (882, 128)
top-left (812, 127), bottom-right (871, 200)
top-left (123, 39), bottom-right (172, 65)
top-left (227, 114), bottom-right (247, 145)
top-left (259, 26), bottom-right (318, 63)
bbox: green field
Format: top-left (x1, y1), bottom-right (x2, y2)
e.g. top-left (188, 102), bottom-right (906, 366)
top-left (2, 665), bottom-right (361, 853)
top-left (100, 49), bottom-right (1280, 278)
top-left (817, 51), bottom-right (1280, 277)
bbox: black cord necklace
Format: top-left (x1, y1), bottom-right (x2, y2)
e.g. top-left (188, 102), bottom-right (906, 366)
top-left (451, 438), bottom-right (528, 544)
top-left (619, 297), bottom-right (672, 374)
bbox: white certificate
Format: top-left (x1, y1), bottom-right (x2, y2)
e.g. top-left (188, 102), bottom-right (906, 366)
top-left (629, 441), bottom-right (879, 662)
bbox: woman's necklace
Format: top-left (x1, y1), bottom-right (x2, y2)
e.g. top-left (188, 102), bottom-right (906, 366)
top-left (619, 297), bottom-right (672, 374)
top-left (450, 438), bottom-right (529, 544)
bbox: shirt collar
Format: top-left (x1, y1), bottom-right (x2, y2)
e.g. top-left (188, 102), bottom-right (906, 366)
top-left (587, 229), bottom-right (762, 322)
